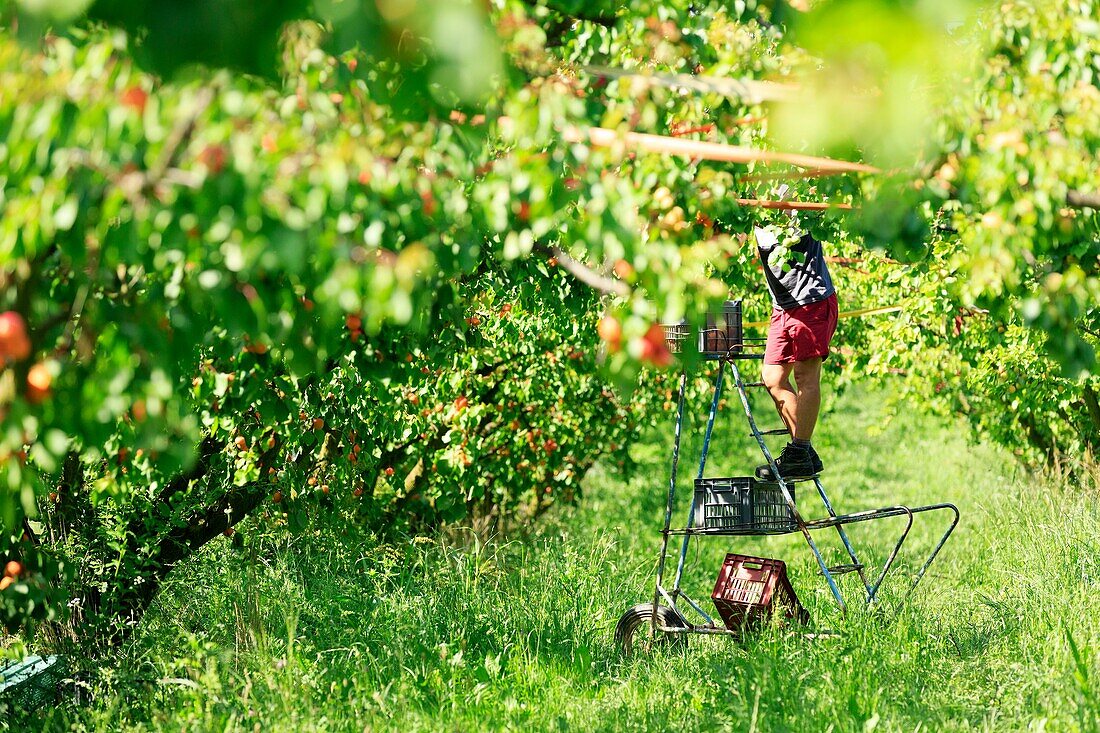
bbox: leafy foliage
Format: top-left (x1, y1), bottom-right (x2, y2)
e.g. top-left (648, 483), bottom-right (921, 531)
top-left (0, 21), bottom-right (651, 640)
top-left (0, 0), bottom-right (1097, 642)
top-left (830, 0), bottom-right (1100, 462)
top-left (928, 0), bottom-right (1100, 373)
top-left (7, 0), bottom-right (501, 109)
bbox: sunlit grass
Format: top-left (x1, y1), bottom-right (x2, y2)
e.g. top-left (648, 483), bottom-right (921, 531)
top-left (21, 386), bottom-right (1100, 732)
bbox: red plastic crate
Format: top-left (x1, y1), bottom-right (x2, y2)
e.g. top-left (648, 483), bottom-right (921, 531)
top-left (711, 554), bottom-right (810, 632)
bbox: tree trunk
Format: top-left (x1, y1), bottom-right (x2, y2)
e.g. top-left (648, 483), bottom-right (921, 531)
top-left (1082, 384), bottom-right (1100, 452)
top-left (1019, 413), bottom-right (1055, 464)
top-left (45, 438), bottom-right (281, 652)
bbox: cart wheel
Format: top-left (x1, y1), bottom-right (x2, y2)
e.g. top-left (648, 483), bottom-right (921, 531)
top-left (614, 603), bottom-right (688, 657)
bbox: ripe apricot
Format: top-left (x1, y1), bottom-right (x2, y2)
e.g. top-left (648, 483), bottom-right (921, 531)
top-left (639, 324), bottom-right (673, 368)
top-left (0, 311), bottom-right (31, 363)
top-left (597, 316), bottom-right (622, 351)
top-left (26, 362), bottom-right (52, 402)
top-left (420, 190), bottom-right (437, 216)
top-left (120, 86), bottom-right (148, 114)
top-left (198, 144), bottom-right (227, 174)
top-left (613, 259), bottom-right (635, 280)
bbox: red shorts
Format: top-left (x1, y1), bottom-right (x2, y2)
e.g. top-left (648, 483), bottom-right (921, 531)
top-left (764, 294), bottom-right (838, 365)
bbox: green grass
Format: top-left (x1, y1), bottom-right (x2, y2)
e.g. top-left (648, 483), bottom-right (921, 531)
top-left (17, 385), bottom-right (1100, 732)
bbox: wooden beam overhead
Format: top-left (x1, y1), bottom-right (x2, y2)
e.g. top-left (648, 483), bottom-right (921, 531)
top-left (583, 65), bottom-right (799, 104)
top-left (735, 198), bottom-right (854, 210)
top-left (564, 126), bottom-right (880, 174)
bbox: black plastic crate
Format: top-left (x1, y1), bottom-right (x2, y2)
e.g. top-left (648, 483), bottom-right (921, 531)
top-left (699, 300), bottom-right (743, 357)
top-left (662, 322), bottom-right (690, 353)
top-left (693, 477), bottom-right (796, 534)
top-left (662, 300), bottom-right (743, 358)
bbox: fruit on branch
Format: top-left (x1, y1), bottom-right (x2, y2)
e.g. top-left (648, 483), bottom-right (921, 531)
top-left (198, 144), bottom-right (228, 174)
top-left (0, 312), bottom-right (31, 365)
top-left (639, 324), bottom-right (673, 368)
top-left (25, 362), bottom-right (53, 403)
top-left (119, 86), bottom-right (147, 114)
top-left (597, 316), bottom-right (622, 352)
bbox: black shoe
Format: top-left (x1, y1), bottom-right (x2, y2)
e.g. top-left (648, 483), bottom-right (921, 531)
top-left (807, 445), bottom-right (824, 475)
top-left (756, 443), bottom-right (819, 482)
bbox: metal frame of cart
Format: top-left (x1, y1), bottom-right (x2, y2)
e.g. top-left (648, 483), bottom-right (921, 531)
top-left (616, 318), bottom-right (960, 651)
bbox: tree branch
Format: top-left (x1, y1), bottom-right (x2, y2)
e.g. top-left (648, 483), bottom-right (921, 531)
top-left (103, 441), bottom-right (283, 641)
top-left (1020, 413), bottom-right (1055, 463)
top-left (1083, 384), bottom-right (1100, 438)
top-left (1067, 190), bottom-right (1100, 209)
top-left (154, 438), bottom-right (222, 505)
top-left (54, 450), bottom-right (96, 548)
top-left (541, 245), bottom-right (630, 298)
top-left (147, 86), bottom-right (218, 186)
top-left (21, 517), bottom-right (39, 548)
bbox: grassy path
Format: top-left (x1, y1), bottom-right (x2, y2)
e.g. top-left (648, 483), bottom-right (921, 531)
top-left (30, 386), bottom-right (1100, 732)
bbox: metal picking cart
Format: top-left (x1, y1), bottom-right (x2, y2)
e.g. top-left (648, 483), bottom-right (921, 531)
top-left (614, 301), bottom-right (960, 654)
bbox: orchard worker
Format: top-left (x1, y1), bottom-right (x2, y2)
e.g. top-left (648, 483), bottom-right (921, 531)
top-left (752, 208), bottom-right (838, 482)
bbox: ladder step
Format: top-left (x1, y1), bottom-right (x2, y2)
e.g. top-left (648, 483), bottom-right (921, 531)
top-left (819, 563), bottom-right (865, 576)
top-left (757, 428), bottom-right (790, 436)
top-left (758, 474), bottom-right (819, 485)
top-left (744, 381), bottom-right (765, 388)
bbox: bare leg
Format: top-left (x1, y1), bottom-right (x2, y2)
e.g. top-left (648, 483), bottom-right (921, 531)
top-left (762, 362), bottom-right (797, 437)
top-left (791, 357), bottom-right (823, 441)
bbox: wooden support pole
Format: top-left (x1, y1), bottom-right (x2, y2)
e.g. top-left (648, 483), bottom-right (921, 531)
top-left (583, 65), bottom-right (799, 104)
top-left (563, 126), bottom-right (880, 174)
top-left (738, 169), bottom-right (835, 183)
top-left (1067, 190), bottom-right (1100, 209)
top-left (735, 198), bottom-right (854, 211)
